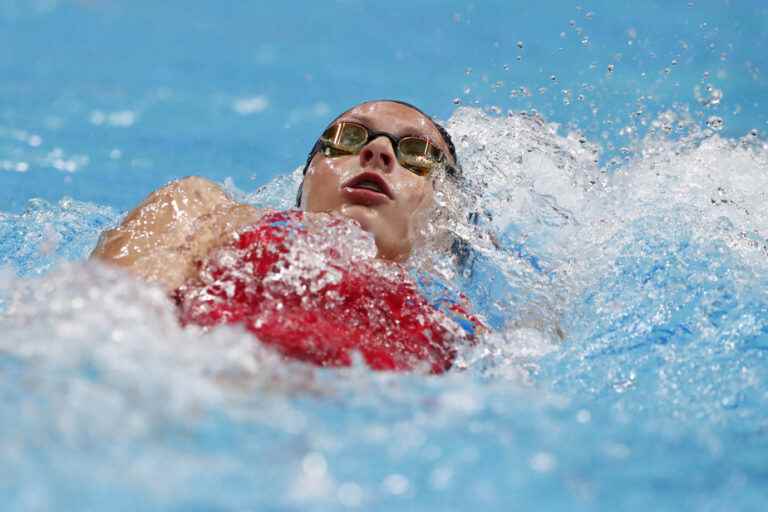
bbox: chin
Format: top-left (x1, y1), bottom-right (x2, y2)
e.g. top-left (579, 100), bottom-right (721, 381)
top-left (339, 203), bottom-right (379, 232)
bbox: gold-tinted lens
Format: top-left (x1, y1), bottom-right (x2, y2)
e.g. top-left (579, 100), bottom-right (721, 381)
top-left (320, 122), bottom-right (368, 153)
top-left (398, 137), bottom-right (445, 176)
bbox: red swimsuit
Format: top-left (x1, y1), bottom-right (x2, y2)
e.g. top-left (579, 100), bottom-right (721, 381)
top-left (175, 211), bottom-right (471, 373)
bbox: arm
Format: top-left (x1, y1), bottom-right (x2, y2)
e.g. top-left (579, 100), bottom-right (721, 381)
top-left (91, 176), bottom-right (264, 292)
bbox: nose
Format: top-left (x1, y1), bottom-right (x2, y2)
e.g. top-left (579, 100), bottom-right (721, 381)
top-left (359, 136), bottom-right (396, 173)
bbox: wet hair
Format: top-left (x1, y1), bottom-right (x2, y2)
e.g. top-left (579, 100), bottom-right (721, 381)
top-left (295, 99), bottom-right (459, 207)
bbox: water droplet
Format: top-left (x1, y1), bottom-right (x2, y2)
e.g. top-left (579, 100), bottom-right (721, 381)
top-left (516, 40), bottom-right (524, 49)
top-left (463, 87), bottom-right (471, 95)
top-left (452, 98), bottom-right (462, 105)
top-left (576, 409), bottom-right (591, 423)
top-left (671, 59), bottom-right (678, 66)
top-left (530, 452), bottom-right (557, 473)
top-left (383, 474), bottom-right (410, 495)
top-left (550, 75), bottom-right (557, 82)
top-left (464, 67), bottom-right (472, 76)
top-left (607, 64), bottom-right (615, 73)
top-left (707, 116), bottom-right (724, 130)
top-left (581, 37), bottom-right (590, 46)
top-left (694, 84), bottom-right (723, 107)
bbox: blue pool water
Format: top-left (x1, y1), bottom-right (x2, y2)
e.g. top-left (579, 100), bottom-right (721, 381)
top-left (2, 1), bottom-right (768, 510)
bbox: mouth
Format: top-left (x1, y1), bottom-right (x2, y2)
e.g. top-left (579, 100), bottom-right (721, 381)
top-left (342, 172), bottom-right (394, 202)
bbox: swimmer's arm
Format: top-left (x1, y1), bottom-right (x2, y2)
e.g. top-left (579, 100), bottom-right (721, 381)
top-left (91, 176), bottom-right (264, 292)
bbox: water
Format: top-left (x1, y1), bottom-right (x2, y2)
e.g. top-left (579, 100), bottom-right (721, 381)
top-left (2, 1), bottom-right (768, 511)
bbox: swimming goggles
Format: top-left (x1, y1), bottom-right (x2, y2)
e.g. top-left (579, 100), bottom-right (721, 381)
top-left (316, 121), bottom-right (458, 178)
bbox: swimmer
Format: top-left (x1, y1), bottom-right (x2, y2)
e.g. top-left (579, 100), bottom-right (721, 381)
top-left (92, 100), bottom-right (479, 372)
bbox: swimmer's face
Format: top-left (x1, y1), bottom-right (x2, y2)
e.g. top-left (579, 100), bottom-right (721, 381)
top-left (300, 101), bottom-right (455, 261)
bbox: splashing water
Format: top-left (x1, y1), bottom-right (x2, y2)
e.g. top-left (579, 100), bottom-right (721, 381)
top-left (2, 105), bottom-right (768, 511)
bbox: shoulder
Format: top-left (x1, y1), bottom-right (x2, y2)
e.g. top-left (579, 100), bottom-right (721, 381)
top-left (138, 176), bottom-right (230, 214)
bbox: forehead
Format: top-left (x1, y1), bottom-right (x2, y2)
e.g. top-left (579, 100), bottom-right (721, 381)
top-left (337, 102), bottom-right (451, 157)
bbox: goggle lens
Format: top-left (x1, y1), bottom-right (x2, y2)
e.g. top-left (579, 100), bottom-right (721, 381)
top-left (321, 122), bottom-right (368, 153)
top-left (319, 122), bottom-right (448, 177)
top-left (397, 137), bottom-right (443, 176)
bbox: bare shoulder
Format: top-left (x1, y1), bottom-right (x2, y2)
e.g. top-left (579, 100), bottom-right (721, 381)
top-left (91, 176), bottom-right (265, 291)
top-left (132, 175), bottom-right (231, 218)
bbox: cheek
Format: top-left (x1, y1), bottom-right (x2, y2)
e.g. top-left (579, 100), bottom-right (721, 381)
top-left (306, 160), bottom-right (340, 191)
top-left (307, 158), bottom-right (342, 182)
top-left (392, 177), bottom-right (431, 211)
top-left (304, 158), bottom-right (355, 209)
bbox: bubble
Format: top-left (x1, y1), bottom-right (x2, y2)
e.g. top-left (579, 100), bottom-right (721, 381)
top-left (695, 84), bottom-right (724, 107)
top-left (516, 40), bottom-right (524, 49)
top-left (707, 116), bottom-right (725, 131)
top-left (530, 452), bottom-right (557, 473)
top-left (302, 452), bottom-right (328, 478)
top-left (233, 96), bottom-right (269, 115)
top-left (383, 474), bottom-right (410, 495)
top-left (452, 98), bottom-right (462, 105)
top-left (607, 64), bottom-right (615, 73)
